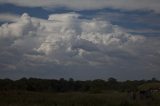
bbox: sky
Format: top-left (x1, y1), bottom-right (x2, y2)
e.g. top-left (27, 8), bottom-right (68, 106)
top-left (0, 0), bottom-right (160, 80)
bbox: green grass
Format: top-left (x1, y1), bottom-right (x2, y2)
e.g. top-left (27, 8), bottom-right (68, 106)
top-left (0, 91), bottom-right (160, 106)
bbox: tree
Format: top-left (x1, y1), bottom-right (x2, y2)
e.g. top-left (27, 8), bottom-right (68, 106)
top-left (151, 77), bottom-right (157, 82)
top-left (108, 77), bottom-right (117, 83)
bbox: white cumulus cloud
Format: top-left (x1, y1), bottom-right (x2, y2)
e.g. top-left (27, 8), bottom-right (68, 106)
top-left (0, 12), bottom-right (145, 67)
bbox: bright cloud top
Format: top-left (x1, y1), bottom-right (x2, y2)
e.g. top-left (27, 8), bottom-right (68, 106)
top-left (0, 13), bottom-right (145, 69)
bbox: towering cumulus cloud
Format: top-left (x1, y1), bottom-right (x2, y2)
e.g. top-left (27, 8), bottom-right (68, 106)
top-left (0, 13), bottom-right (145, 69)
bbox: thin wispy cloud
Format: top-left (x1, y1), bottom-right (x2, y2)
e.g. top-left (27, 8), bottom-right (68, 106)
top-left (0, 0), bottom-right (160, 13)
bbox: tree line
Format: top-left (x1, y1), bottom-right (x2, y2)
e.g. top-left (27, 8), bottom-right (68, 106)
top-left (0, 77), bottom-right (159, 93)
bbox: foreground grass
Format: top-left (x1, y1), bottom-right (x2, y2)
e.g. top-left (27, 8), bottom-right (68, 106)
top-left (0, 91), bottom-right (160, 106)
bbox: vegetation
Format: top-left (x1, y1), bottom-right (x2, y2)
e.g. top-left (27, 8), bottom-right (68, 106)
top-left (138, 82), bottom-right (160, 90)
top-left (0, 77), bottom-right (160, 106)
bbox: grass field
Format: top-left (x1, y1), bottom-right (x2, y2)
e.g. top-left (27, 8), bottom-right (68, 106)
top-left (0, 91), bottom-right (160, 106)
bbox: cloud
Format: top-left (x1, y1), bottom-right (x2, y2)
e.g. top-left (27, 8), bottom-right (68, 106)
top-left (0, 12), bottom-right (160, 80)
top-left (0, 12), bottom-right (145, 67)
top-left (0, 0), bottom-right (160, 13)
top-left (0, 13), bottom-right (19, 22)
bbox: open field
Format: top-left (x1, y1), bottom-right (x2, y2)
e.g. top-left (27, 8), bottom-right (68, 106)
top-left (0, 91), bottom-right (160, 106)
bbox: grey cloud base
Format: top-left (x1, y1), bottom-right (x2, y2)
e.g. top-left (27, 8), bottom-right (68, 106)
top-left (0, 13), bottom-right (159, 80)
top-left (0, 0), bottom-right (160, 13)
